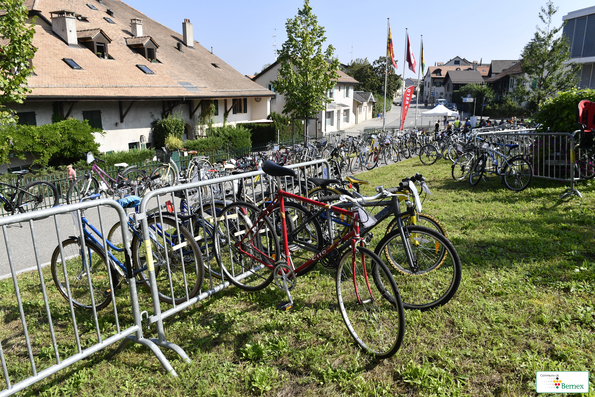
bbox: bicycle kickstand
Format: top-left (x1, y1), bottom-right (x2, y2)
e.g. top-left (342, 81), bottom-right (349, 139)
top-left (273, 262), bottom-right (296, 311)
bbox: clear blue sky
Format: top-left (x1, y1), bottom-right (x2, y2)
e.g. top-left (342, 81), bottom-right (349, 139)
top-left (124, 0), bottom-right (593, 77)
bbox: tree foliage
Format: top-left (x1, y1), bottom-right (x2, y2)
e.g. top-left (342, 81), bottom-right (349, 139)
top-left (0, 0), bottom-right (36, 124)
top-left (151, 111), bottom-right (186, 149)
top-left (533, 88), bottom-right (595, 132)
top-left (274, 0), bottom-right (340, 119)
top-left (514, 1), bottom-right (580, 112)
top-left (459, 84), bottom-right (496, 107)
top-left (345, 57), bottom-right (400, 99)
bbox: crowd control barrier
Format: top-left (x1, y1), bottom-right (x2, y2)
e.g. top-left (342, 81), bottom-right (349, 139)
top-left (0, 159), bottom-right (329, 396)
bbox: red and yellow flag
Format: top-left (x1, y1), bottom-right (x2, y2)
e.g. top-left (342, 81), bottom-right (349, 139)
top-left (387, 25), bottom-right (397, 69)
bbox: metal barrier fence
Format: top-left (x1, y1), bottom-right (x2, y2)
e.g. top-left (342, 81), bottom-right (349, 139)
top-left (0, 159), bottom-right (329, 396)
top-left (474, 129), bottom-right (582, 198)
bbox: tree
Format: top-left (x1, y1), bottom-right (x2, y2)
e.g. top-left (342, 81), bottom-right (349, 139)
top-left (0, 0), bottom-right (37, 124)
top-left (345, 57), bottom-right (401, 99)
top-left (514, 1), bottom-right (579, 112)
top-left (458, 83), bottom-right (496, 116)
top-left (274, 0), bottom-right (339, 139)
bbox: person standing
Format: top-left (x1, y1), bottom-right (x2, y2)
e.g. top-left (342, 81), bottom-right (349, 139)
top-left (435, 120), bottom-right (440, 134)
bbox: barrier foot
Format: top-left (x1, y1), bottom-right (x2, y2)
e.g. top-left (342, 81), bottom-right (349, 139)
top-left (560, 188), bottom-right (582, 199)
top-left (110, 335), bottom-right (178, 376)
top-left (150, 338), bottom-right (192, 364)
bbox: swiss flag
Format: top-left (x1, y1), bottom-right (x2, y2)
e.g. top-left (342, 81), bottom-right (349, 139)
top-left (406, 33), bottom-right (416, 73)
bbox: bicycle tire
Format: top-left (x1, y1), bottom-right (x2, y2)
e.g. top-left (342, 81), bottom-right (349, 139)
top-left (365, 150), bottom-right (379, 170)
top-left (66, 175), bottom-right (100, 204)
top-left (51, 238), bottom-right (115, 311)
top-left (216, 201), bottom-right (278, 291)
top-left (118, 167), bottom-right (149, 197)
top-left (374, 226), bottom-right (462, 311)
top-left (451, 152), bottom-right (475, 181)
top-left (469, 155), bottom-right (486, 186)
top-left (577, 152), bottom-right (595, 179)
top-left (419, 144), bottom-right (439, 165)
top-left (307, 186), bottom-right (352, 244)
top-left (386, 213), bottom-right (448, 238)
top-left (350, 153), bottom-right (364, 174)
top-left (269, 202), bottom-right (323, 277)
top-left (336, 245), bottom-right (405, 358)
top-left (502, 155), bottom-right (533, 192)
top-left (18, 180), bottom-right (59, 212)
top-left (132, 215), bottom-right (204, 304)
top-left (150, 163), bottom-right (178, 189)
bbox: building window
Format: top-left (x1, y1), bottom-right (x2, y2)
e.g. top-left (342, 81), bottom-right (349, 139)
top-left (96, 43), bottom-right (107, 59)
top-left (267, 83), bottom-right (275, 92)
top-left (325, 111), bottom-right (334, 126)
top-left (136, 64), bottom-right (154, 74)
top-left (16, 111), bottom-right (36, 126)
top-left (104, 17), bottom-right (116, 24)
top-left (128, 142), bottom-right (139, 150)
top-left (147, 48), bottom-right (156, 61)
top-left (232, 98), bottom-right (248, 114)
top-left (328, 88), bottom-right (334, 98)
top-left (213, 100), bottom-right (219, 116)
top-left (86, 3), bottom-right (98, 10)
top-left (454, 60), bottom-right (460, 65)
top-left (63, 58), bottom-right (82, 70)
top-left (343, 110), bottom-right (349, 123)
top-left (83, 110), bottom-right (103, 130)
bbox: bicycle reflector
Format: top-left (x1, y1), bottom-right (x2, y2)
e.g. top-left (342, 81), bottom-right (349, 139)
top-left (166, 201), bottom-right (175, 213)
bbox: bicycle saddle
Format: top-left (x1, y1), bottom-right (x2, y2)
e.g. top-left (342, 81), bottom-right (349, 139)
top-left (262, 160), bottom-right (297, 178)
top-left (308, 177), bottom-right (342, 188)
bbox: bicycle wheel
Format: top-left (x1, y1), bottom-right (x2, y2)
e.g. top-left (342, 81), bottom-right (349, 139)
top-left (216, 201), bottom-right (278, 291)
top-left (18, 180), bottom-right (59, 212)
top-left (336, 245), bottom-right (405, 358)
top-left (307, 186), bottom-right (352, 244)
top-left (51, 238), bottom-right (115, 311)
top-left (451, 152), bottom-right (475, 181)
top-left (469, 155), bottom-right (486, 186)
top-left (269, 202), bottom-right (323, 277)
top-left (374, 226), bottom-right (462, 311)
top-left (419, 144), bottom-right (439, 165)
top-left (120, 167), bottom-right (149, 197)
top-left (150, 163), bottom-right (178, 189)
top-left (577, 152), bottom-right (595, 179)
top-left (365, 150), bottom-right (379, 170)
top-left (399, 144), bottom-right (411, 160)
top-left (132, 216), bottom-right (204, 304)
top-left (502, 155), bottom-right (533, 192)
top-left (350, 153), bottom-right (364, 173)
top-left (66, 175), bottom-right (100, 204)
top-left (386, 213), bottom-right (448, 237)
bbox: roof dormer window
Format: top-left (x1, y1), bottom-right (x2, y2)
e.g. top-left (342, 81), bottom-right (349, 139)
top-left (126, 36), bottom-right (160, 62)
top-left (78, 28), bottom-right (113, 59)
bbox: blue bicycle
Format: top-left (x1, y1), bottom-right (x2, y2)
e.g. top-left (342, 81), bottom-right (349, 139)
top-left (50, 195), bottom-right (204, 310)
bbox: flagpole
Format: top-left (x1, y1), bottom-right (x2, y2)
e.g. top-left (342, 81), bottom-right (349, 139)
top-left (414, 35), bottom-right (422, 128)
top-left (383, 18), bottom-right (389, 131)
top-left (399, 28), bottom-right (407, 132)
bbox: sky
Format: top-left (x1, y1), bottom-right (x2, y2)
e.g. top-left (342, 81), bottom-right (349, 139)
top-left (124, 0), bottom-right (594, 77)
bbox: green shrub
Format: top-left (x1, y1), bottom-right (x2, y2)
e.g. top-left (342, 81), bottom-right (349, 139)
top-left (373, 96), bottom-right (391, 115)
top-left (533, 88), bottom-right (595, 132)
top-left (151, 112), bottom-right (185, 149)
top-left (210, 125), bottom-right (252, 156)
top-left (165, 134), bottom-right (184, 150)
top-left (484, 95), bottom-right (528, 119)
top-left (71, 148), bottom-right (156, 170)
top-left (184, 136), bottom-right (225, 153)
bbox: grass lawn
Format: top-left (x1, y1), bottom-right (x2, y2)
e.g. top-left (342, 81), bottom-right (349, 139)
top-left (2, 157), bottom-right (594, 396)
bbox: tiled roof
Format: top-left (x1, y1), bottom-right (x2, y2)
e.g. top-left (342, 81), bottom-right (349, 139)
top-left (77, 28), bottom-right (111, 42)
top-left (21, 0), bottom-right (272, 100)
top-left (125, 36), bottom-right (158, 47)
top-left (490, 60), bottom-right (519, 76)
top-left (486, 62), bottom-right (523, 83)
top-left (252, 60), bottom-right (359, 85)
top-left (444, 70), bottom-right (485, 84)
top-left (427, 65), bottom-right (489, 78)
top-left (354, 91), bottom-right (376, 103)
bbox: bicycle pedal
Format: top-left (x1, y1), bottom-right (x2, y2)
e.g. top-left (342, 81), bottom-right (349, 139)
top-left (277, 301), bottom-right (293, 311)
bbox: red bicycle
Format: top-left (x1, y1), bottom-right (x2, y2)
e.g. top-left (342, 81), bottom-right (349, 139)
top-left (214, 160), bottom-right (405, 358)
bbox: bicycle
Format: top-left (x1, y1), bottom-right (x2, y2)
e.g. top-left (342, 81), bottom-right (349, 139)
top-left (0, 170), bottom-right (59, 215)
top-left (469, 141), bottom-right (533, 191)
top-left (215, 160), bottom-right (405, 358)
top-left (66, 152), bottom-right (151, 204)
top-left (51, 195), bottom-right (204, 310)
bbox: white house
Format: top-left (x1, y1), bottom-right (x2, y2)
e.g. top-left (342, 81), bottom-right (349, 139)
top-left (563, 5), bottom-right (595, 89)
top-left (252, 61), bottom-right (360, 137)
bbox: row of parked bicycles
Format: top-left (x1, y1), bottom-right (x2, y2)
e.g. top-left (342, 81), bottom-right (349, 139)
top-left (49, 147), bottom-right (462, 359)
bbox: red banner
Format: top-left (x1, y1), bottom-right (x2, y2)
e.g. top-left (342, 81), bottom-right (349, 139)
top-left (400, 86), bottom-right (415, 131)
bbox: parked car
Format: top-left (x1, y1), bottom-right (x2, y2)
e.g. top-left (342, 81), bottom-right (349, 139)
top-left (447, 103), bottom-right (458, 111)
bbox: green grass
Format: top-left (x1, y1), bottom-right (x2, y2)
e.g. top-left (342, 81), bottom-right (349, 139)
top-left (2, 157), bottom-right (595, 396)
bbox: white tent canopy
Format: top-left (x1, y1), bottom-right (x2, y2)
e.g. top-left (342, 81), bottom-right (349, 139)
top-left (421, 105), bottom-right (459, 117)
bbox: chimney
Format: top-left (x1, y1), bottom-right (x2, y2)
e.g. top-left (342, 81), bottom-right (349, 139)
top-left (473, 61), bottom-right (478, 70)
top-left (50, 10), bottom-right (78, 46)
top-left (130, 18), bottom-right (143, 37)
top-left (183, 19), bottom-right (194, 48)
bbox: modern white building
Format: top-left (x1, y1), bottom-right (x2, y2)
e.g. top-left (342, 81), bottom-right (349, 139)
top-left (563, 5), bottom-right (595, 89)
